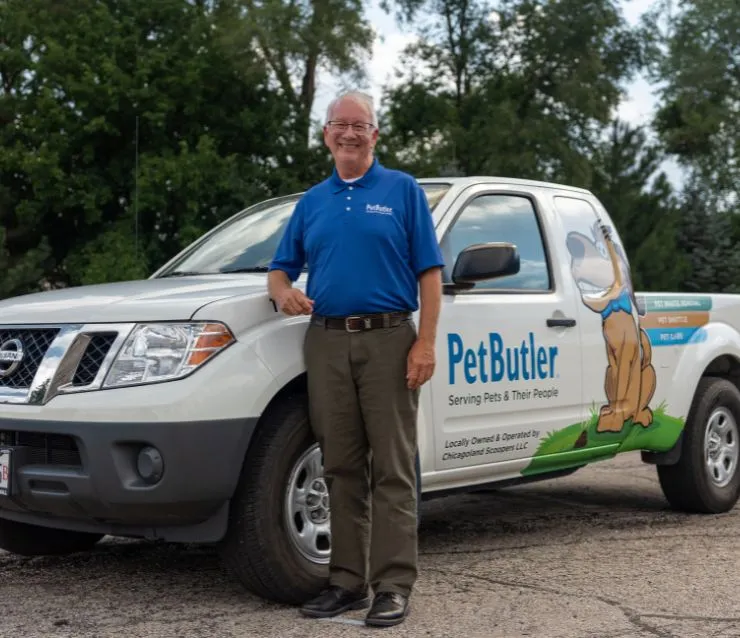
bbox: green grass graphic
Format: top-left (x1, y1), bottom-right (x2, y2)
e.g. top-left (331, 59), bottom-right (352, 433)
top-left (521, 401), bottom-right (685, 477)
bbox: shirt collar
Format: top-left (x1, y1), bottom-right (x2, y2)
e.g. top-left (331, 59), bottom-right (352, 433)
top-left (330, 157), bottom-right (381, 193)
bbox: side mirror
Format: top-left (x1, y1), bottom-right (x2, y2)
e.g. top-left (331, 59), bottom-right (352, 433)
top-left (448, 242), bottom-right (520, 290)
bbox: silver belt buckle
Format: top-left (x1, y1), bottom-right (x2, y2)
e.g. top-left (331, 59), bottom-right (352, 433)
top-left (345, 316), bottom-right (371, 332)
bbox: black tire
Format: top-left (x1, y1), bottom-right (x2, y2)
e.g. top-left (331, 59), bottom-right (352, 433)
top-left (658, 377), bottom-right (740, 513)
top-left (219, 393), bottom-right (329, 605)
top-left (0, 518), bottom-right (103, 556)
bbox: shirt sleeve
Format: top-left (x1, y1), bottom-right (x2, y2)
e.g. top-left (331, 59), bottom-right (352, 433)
top-left (406, 181), bottom-right (445, 276)
top-left (269, 197), bottom-right (306, 281)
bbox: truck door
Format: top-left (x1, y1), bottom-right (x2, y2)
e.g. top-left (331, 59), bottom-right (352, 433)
top-left (428, 185), bottom-right (586, 475)
top-left (551, 194), bottom-right (649, 450)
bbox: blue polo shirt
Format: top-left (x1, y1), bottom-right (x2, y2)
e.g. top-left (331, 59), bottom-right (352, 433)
top-left (269, 158), bottom-right (445, 317)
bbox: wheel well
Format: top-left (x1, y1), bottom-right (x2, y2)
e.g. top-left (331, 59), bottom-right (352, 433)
top-left (228, 373), bottom-right (309, 503)
top-left (702, 355), bottom-right (740, 393)
top-left (255, 373), bottom-right (308, 429)
top-left (642, 354), bottom-right (740, 467)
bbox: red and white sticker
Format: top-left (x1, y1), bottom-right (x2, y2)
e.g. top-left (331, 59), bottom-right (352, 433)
top-left (0, 449), bottom-right (11, 496)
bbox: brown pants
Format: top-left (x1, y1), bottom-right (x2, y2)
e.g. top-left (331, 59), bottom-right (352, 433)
top-left (303, 318), bottom-right (419, 597)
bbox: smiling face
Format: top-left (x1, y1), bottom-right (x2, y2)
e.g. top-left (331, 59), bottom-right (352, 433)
top-left (323, 96), bottom-right (378, 179)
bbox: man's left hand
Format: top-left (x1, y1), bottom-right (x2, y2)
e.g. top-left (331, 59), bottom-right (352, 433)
top-left (406, 338), bottom-right (435, 389)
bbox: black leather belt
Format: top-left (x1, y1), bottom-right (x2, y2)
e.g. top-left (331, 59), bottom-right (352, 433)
top-left (310, 311), bottom-right (411, 332)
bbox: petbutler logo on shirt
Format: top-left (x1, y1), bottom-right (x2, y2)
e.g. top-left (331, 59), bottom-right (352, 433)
top-left (365, 203), bottom-right (393, 215)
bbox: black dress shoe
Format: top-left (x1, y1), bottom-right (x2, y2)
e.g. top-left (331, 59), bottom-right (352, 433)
top-left (365, 592), bottom-right (410, 627)
top-left (300, 585), bottom-right (370, 618)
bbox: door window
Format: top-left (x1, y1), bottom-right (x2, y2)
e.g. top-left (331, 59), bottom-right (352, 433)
top-left (440, 194), bottom-right (551, 291)
top-left (553, 196), bottom-right (629, 298)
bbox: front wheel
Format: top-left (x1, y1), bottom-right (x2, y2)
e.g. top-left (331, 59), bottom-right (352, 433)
top-left (219, 393), bottom-right (422, 605)
top-left (219, 394), bottom-right (330, 605)
top-left (658, 377), bottom-right (740, 513)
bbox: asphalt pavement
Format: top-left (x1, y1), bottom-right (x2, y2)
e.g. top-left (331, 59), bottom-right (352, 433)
top-left (2, 451), bottom-right (740, 638)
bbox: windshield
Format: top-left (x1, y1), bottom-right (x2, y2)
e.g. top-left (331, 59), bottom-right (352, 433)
top-left (155, 183), bottom-right (451, 277)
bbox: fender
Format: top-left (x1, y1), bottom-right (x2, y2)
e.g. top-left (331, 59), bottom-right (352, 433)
top-left (638, 320), bottom-right (740, 465)
top-left (191, 291), bottom-right (303, 417)
top-left (244, 314), bottom-right (311, 391)
top-left (664, 321), bottom-right (740, 425)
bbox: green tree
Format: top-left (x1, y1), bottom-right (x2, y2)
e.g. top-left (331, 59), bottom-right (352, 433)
top-left (588, 120), bottom-right (689, 291)
top-left (676, 185), bottom-right (740, 294)
top-left (377, 0), bottom-right (646, 185)
top-left (0, 0), bottom-right (293, 292)
top-left (225, 0), bottom-right (375, 154)
top-left (645, 0), bottom-right (739, 210)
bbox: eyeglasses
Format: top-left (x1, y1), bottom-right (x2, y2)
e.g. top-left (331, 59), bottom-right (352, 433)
top-left (326, 120), bottom-right (376, 133)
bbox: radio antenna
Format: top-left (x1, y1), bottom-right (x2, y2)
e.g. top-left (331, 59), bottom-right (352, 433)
top-left (135, 114), bottom-right (139, 261)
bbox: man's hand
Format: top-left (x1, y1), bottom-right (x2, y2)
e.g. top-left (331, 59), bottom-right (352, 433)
top-left (407, 266), bottom-right (442, 389)
top-left (268, 270), bottom-right (314, 316)
top-left (406, 338), bottom-right (435, 389)
top-left (275, 288), bottom-right (314, 316)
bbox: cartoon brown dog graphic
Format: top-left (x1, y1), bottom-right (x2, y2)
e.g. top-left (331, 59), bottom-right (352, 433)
top-left (566, 222), bottom-right (656, 433)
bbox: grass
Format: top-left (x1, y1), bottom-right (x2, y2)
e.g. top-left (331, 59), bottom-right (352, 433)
top-left (521, 401), bottom-right (685, 477)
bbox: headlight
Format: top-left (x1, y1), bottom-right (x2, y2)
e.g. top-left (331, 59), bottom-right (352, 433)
top-left (103, 322), bottom-right (235, 388)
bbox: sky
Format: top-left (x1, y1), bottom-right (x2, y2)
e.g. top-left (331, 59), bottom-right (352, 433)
top-left (310, 0), bottom-right (684, 186)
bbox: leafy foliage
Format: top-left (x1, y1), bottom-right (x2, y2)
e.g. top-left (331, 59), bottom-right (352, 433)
top-left (224, 0), bottom-right (375, 147)
top-left (645, 0), bottom-right (739, 209)
top-left (378, 0), bottom-right (646, 184)
top-left (0, 0), bottom-right (297, 290)
top-left (0, 0), bottom-right (738, 298)
top-left (587, 120), bottom-right (689, 291)
top-left (676, 184), bottom-right (740, 294)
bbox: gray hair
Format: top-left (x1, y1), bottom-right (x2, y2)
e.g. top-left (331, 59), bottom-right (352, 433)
top-left (325, 91), bottom-right (378, 128)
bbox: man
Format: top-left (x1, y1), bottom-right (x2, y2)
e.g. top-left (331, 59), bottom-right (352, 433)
top-left (267, 91), bottom-right (443, 628)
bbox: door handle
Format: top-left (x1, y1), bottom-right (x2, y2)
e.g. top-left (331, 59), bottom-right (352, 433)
top-left (547, 317), bottom-right (576, 328)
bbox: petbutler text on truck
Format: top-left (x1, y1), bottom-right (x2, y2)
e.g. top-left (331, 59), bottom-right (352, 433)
top-left (2, 176), bottom-right (740, 605)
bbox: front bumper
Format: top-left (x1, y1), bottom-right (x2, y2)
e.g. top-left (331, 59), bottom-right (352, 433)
top-left (0, 416), bottom-right (257, 542)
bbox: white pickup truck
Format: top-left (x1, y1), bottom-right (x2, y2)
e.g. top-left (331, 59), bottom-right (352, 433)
top-left (1, 176), bottom-right (740, 605)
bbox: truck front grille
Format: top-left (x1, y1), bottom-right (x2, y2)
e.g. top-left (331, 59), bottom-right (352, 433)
top-left (0, 430), bottom-right (82, 467)
top-left (0, 328), bottom-right (60, 389)
top-left (72, 333), bottom-right (118, 386)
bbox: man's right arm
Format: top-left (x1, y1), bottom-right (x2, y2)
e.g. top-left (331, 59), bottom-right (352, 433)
top-left (268, 199), bottom-right (314, 316)
top-left (267, 269), bottom-right (292, 299)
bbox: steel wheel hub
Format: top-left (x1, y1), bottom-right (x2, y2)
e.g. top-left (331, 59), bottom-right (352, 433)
top-left (284, 443), bottom-right (331, 564)
top-left (704, 407), bottom-right (739, 488)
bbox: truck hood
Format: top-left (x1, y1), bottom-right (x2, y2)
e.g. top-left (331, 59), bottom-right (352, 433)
top-left (0, 275), bottom-right (271, 324)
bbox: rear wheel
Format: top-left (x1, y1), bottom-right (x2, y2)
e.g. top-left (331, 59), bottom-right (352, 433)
top-left (658, 377), bottom-right (740, 513)
top-left (0, 518), bottom-right (103, 556)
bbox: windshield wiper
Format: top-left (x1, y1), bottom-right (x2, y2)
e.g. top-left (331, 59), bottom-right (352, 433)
top-left (158, 270), bottom-right (208, 278)
top-left (221, 266), bottom-right (270, 273)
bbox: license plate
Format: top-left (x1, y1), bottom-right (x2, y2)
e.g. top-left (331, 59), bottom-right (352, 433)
top-left (0, 448), bottom-right (11, 496)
